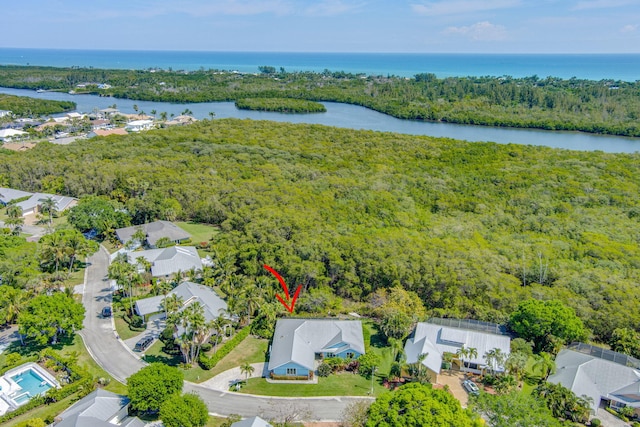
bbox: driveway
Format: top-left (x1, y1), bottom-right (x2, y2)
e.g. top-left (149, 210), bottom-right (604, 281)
top-left (437, 371), bottom-right (470, 407)
top-left (77, 245), bottom-right (146, 383)
top-left (123, 313), bottom-right (166, 352)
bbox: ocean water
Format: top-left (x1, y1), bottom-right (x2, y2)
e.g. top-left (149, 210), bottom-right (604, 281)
top-left (0, 48), bottom-right (639, 81)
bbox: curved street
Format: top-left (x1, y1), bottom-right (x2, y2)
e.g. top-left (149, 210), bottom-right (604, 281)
top-left (79, 244), bottom-right (372, 421)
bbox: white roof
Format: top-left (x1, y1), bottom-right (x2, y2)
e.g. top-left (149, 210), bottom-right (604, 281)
top-left (135, 281), bottom-right (227, 321)
top-left (231, 416), bottom-right (273, 427)
top-left (548, 349), bottom-right (640, 412)
top-left (0, 129), bottom-right (27, 138)
top-left (268, 319), bottom-right (365, 371)
top-left (404, 322), bottom-right (511, 373)
top-left (126, 119), bottom-right (153, 126)
top-left (0, 187), bottom-right (33, 204)
top-left (128, 246), bottom-right (202, 277)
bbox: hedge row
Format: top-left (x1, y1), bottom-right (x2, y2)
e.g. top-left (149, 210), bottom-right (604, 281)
top-left (199, 327), bottom-right (250, 370)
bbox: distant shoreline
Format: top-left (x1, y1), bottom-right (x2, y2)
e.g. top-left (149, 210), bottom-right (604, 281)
top-left (1, 48), bottom-right (639, 81)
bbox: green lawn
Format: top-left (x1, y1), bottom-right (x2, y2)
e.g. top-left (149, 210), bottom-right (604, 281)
top-left (113, 309), bottom-right (144, 341)
top-left (175, 221), bottom-right (219, 244)
top-left (143, 335), bottom-right (268, 383)
top-left (239, 372), bottom-right (386, 397)
top-left (363, 321), bottom-right (394, 377)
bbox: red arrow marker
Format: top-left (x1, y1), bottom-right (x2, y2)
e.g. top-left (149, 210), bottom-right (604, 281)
top-left (263, 264), bottom-right (302, 314)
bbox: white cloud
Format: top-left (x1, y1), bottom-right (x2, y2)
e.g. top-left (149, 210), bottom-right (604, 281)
top-left (620, 24), bottom-right (638, 32)
top-left (411, 0), bottom-right (520, 16)
top-left (443, 21), bottom-right (508, 40)
top-left (572, 0), bottom-right (639, 10)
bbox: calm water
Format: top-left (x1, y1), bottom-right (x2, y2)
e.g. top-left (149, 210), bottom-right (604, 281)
top-left (10, 369), bottom-right (52, 403)
top-left (1, 49), bottom-right (639, 81)
top-left (1, 87), bottom-right (638, 153)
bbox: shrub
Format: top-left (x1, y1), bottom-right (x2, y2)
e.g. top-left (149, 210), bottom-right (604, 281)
top-left (317, 363), bottom-right (332, 377)
top-left (326, 357), bottom-right (347, 372)
top-left (130, 315), bottom-right (144, 328)
top-left (590, 419), bottom-right (601, 427)
top-left (3, 352), bottom-right (22, 367)
top-left (200, 343), bottom-right (212, 353)
top-left (160, 326), bottom-right (175, 342)
top-left (346, 360), bottom-right (360, 373)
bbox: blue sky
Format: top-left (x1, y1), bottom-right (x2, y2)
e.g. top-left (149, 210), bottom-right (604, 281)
top-left (2, 0), bottom-right (639, 53)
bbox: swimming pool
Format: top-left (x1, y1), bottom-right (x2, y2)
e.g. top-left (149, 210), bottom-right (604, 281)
top-left (9, 369), bottom-right (52, 402)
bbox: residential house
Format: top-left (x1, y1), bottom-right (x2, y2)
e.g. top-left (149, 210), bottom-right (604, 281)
top-left (127, 245), bottom-right (202, 277)
top-left (231, 416), bottom-right (273, 427)
top-left (548, 347), bottom-right (640, 415)
top-left (87, 128), bottom-right (129, 138)
top-left (0, 110), bottom-right (12, 118)
top-left (53, 389), bottom-right (145, 427)
top-left (15, 192), bottom-right (78, 216)
top-left (134, 281), bottom-right (227, 323)
top-left (404, 320), bottom-right (511, 382)
top-left (116, 220), bottom-right (191, 248)
top-left (268, 319), bottom-right (365, 379)
top-left (0, 128), bottom-right (28, 142)
top-left (125, 119), bottom-right (154, 132)
top-left (99, 107), bottom-right (120, 117)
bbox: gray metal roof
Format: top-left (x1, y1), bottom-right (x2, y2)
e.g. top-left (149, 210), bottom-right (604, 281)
top-left (0, 187), bottom-right (33, 205)
top-left (404, 322), bottom-right (511, 373)
top-left (548, 349), bottom-right (640, 412)
top-left (268, 319), bottom-right (365, 371)
top-left (231, 416), bottom-right (273, 427)
top-left (15, 192), bottom-right (77, 213)
top-left (115, 221), bottom-right (191, 246)
top-left (55, 389), bottom-right (137, 427)
top-left (135, 281), bottom-right (227, 321)
top-left (128, 246), bottom-right (202, 277)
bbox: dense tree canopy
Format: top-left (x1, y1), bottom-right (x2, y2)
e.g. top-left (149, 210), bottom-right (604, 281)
top-left (471, 391), bottom-right (566, 427)
top-left (1, 120), bottom-right (640, 342)
top-left (159, 393), bottom-right (209, 427)
top-left (17, 292), bottom-right (84, 345)
top-left (0, 94), bottom-right (75, 117)
top-left (127, 363), bottom-right (184, 412)
top-left (509, 299), bottom-right (587, 351)
top-left (366, 383), bottom-right (479, 427)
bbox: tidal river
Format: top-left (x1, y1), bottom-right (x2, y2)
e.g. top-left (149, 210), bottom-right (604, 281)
top-left (2, 87), bottom-right (639, 154)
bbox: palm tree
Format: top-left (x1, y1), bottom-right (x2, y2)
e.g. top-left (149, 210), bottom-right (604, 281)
top-left (456, 346), bottom-right (469, 372)
top-left (39, 196), bottom-right (57, 227)
top-left (5, 205), bottom-right (24, 235)
top-left (466, 347), bottom-right (478, 370)
top-left (208, 112), bottom-right (216, 120)
top-left (240, 363), bottom-right (255, 383)
top-left (162, 293), bottom-right (183, 319)
top-left (484, 348), bottom-right (505, 376)
top-left (160, 111), bottom-right (168, 121)
top-left (505, 351), bottom-right (529, 382)
top-left (532, 352), bottom-right (556, 380)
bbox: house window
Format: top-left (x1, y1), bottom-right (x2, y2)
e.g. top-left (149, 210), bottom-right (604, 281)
top-left (610, 400), bottom-right (626, 410)
top-left (286, 368), bottom-right (297, 376)
top-left (346, 352), bottom-right (355, 359)
top-left (326, 353), bottom-right (336, 358)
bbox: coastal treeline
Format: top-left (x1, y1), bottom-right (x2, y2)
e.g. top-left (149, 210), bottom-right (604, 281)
top-left (235, 97), bottom-right (326, 113)
top-left (0, 65), bottom-right (639, 136)
top-left (0, 94), bottom-right (75, 116)
top-left (1, 119), bottom-right (640, 344)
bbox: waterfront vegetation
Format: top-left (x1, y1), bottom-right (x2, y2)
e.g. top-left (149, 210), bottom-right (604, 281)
top-left (2, 119), bottom-right (640, 346)
top-left (235, 98), bottom-right (326, 113)
top-left (0, 94), bottom-right (75, 117)
top-left (1, 65), bottom-right (640, 136)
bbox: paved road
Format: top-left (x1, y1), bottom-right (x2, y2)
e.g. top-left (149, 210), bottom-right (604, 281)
top-left (78, 245), bottom-right (372, 421)
top-left (184, 382), bottom-right (373, 422)
top-left (77, 245), bottom-right (146, 383)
